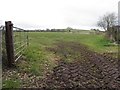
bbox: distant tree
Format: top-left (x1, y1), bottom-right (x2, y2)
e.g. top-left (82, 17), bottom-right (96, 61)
top-left (66, 27), bottom-right (73, 32)
top-left (46, 28), bottom-right (50, 32)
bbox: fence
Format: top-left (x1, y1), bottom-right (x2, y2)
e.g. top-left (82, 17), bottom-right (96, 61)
top-left (2, 21), bottom-right (29, 67)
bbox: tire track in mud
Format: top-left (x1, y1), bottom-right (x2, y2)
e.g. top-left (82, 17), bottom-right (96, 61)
top-left (44, 41), bottom-right (120, 89)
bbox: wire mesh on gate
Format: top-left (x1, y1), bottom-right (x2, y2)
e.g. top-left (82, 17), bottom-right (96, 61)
top-left (13, 27), bottom-right (28, 62)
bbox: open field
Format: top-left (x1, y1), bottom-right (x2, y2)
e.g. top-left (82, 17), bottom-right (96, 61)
top-left (2, 32), bottom-right (119, 89)
top-left (27, 32), bottom-right (118, 54)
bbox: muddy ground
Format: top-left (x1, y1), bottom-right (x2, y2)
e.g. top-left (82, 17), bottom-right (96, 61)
top-left (44, 41), bottom-right (120, 89)
top-left (2, 41), bottom-right (120, 89)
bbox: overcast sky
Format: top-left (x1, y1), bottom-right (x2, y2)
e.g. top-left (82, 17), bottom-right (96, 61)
top-left (0, 0), bottom-right (120, 30)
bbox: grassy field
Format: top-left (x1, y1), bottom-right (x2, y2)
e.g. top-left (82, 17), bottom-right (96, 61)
top-left (3, 32), bottom-right (118, 88)
top-left (28, 32), bottom-right (117, 52)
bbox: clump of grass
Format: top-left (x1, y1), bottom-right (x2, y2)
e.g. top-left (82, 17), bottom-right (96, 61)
top-left (3, 79), bottom-right (20, 89)
top-left (19, 42), bottom-right (57, 76)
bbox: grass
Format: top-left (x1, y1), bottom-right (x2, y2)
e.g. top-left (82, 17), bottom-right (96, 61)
top-left (28, 32), bottom-right (117, 53)
top-left (3, 32), bottom-right (118, 88)
top-left (3, 79), bottom-right (20, 89)
top-left (20, 32), bottom-right (118, 74)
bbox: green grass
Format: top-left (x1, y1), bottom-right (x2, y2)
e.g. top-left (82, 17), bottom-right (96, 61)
top-left (19, 45), bottom-right (55, 76)
top-left (28, 32), bottom-right (117, 53)
top-left (23, 32), bottom-right (117, 72)
top-left (3, 79), bottom-right (20, 89)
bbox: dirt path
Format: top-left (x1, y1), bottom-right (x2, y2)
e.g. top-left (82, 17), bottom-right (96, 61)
top-left (44, 41), bottom-right (120, 89)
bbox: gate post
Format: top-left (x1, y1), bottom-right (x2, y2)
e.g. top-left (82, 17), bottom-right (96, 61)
top-left (5, 21), bottom-right (15, 67)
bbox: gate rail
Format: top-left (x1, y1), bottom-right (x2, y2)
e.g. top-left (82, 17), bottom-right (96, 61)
top-left (2, 21), bottom-right (29, 67)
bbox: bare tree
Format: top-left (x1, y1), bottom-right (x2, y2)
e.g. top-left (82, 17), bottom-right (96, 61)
top-left (97, 13), bottom-right (117, 31)
top-left (97, 12), bottom-right (117, 41)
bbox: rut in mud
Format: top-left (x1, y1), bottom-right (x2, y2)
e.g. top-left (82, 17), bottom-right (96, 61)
top-left (45, 41), bottom-right (120, 89)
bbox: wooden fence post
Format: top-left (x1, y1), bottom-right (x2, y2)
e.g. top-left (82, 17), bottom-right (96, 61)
top-left (5, 21), bottom-right (15, 67)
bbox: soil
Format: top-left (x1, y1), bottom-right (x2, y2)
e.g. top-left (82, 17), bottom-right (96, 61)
top-left (44, 41), bottom-right (120, 89)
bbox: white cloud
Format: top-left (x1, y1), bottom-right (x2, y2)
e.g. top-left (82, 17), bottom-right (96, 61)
top-left (0, 0), bottom-right (119, 30)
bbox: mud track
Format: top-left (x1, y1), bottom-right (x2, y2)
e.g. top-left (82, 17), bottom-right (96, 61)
top-left (45, 41), bottom-right (120, 89)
